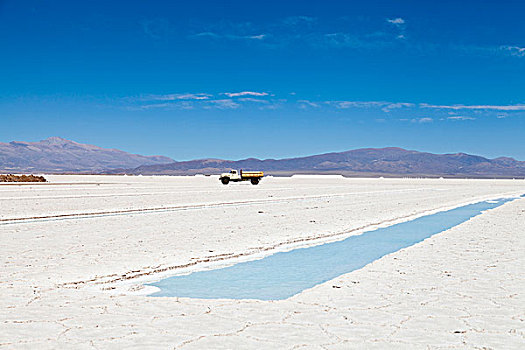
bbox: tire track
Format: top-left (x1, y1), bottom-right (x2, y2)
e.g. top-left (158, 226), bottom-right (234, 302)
top-left (0, 188), bottom-right (435, 224)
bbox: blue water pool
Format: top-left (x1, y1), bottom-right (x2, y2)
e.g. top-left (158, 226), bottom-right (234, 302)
top-left (149, 198), bottom-right (515, 300)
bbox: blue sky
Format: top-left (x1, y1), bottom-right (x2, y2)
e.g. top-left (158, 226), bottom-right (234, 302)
top-left (1, 0), bottom-right (524, 160)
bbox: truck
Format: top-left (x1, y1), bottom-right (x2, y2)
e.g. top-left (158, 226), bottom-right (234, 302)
top-left (219, 169), bottom-right (264, 185)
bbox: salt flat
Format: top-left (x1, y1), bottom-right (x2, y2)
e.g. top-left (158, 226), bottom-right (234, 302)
top-left (1, 175), bottom-right (524, 349)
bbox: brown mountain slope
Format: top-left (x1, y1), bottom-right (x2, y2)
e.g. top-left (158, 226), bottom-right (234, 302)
top-left (0, 137), bottom-right (174, 173)
top-left (125, 147), bottom-right (525, 178)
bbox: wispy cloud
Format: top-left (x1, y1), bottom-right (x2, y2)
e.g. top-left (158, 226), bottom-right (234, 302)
top-left (400, 117), bottom-right (433, 123)
top-left (386, 18), bottom-right (407, 41)
top-left (413, 117), bottom-right (433, 123)
top-left (500, 45), bottom-right (525, 57)
top-left (128, 99), bottom-right (242, 111)
top-left (448, 43), bottom-right (525, 59)
top-left (325, 100), bottom-right (387, 109)
top-left (447, 116), bottom-right (476, 121)
top-left (140, 19), bottom-right (171, 39)
top-left (249, 34), bottom-right (266, 40)
top-left (190, 16), bottom-right (407, 50)
top-left (123, 92), bottom-right (523, 120)
top-left (387, 18), bottom-right (405, 25)
top-left (281, 16), bottom-right (317, 28)
top-left (237, 97), bottom-right (269, 103)
top-left (192, 32), bottom-right (266, 41)
top-left (381, 102), bottom-right (415, 112)
top-left (192, 31), bottom-right (219, 38)
top-left (139, 93), bottom-right (211, 101)
top-left (127, 101), bottom-right (194, 111)
top-left (298, 100), bottom-right (321, 108)
top-left (320, 31), bottom-right (407, 49)
top-left (205, 99), bottom-right (240, 109)
top-left (421, 103), bottom-right (525, 111)
top-left (157, 16), bottom-right (525, 61)
top-left (322, 33), bottom-right (368, 49)
top-left (123, 91), bottom-right (281, 111)
top-left (320, 100), bottom-right (414, 111)
top-left (130, 103), bottom-right (174, 111)
top-left (223, 91), bottom-right (269, 97)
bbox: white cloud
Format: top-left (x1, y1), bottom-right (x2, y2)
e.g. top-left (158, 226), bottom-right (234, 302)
top-left (258, 103), bottom-right (282, 110)
top-left (193, 32), bottom-right (220, 38)
top-left (248, 34), bottom-right (266, 40)
top-left (282, 16), bottom-right (316, 27)
top-left (191, 17), bottom-right (404, 50)
top-left (326, 101), bottom-right (386, 109)
top-left (500, 45), bottom-right (525, 57)
top-left (324, 101), bottom-right (415, 111)
top-left (127, 93), bottom-right (525, 118)
top-left (206, 99), bottom-right (240, 109)
top-left (237, 97), bottom-right (269, 103)
top-left (413, 117), bottom-right (433, 123)
top-left (447, 116), bottom-right (476, 121)
top-left (131, 103), bottom-right (173, 110)
top-left (187, 16), bottom-right (525, 61)
top-left (421, 103), bottom-right (525, 111)
top-left (127, 92), bottom-right (276, 111)
top-left (323, 33), bottom-right (369, 49)
top-left (140, 93), bottom-right (211, 101)
top-left (381, 102), bottom-right (415, 112)
top-left (387, 18), bottom-right (405, 25)
top-left (298, 100), bottom-right (320, 108)
top-left (223, 91), bottom-right (269, 97)
top-left (192, 32), bottom-right (267, 41)
top-left (127, 102), bottom-right (194, 111)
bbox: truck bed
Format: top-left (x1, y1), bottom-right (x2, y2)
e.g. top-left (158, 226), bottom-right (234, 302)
top-left (241, 171), bottom-right (264, 178)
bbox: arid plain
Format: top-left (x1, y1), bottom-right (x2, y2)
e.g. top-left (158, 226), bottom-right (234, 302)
top-left (1, 175), bottom-right (524, 349)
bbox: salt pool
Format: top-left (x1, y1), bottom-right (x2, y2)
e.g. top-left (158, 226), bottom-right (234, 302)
top-left (149, 198), bottom-right (515, 300)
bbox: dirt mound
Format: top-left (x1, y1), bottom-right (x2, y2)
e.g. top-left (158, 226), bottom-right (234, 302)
top-left (0, 174), bottom-right (47, 182)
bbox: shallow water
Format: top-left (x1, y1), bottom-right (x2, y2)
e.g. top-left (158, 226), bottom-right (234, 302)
top-left (149, 198), bottom-right (514, 300)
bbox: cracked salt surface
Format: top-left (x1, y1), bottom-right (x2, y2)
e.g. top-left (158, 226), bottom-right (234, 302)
top-left (149, 198), bottom-right (516, 300)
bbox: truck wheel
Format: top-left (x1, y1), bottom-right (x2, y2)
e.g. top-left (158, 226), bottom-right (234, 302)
top-left (251, 178), bottom-right (259, 185)
top-left (221, 177), bottom-right (230, 185)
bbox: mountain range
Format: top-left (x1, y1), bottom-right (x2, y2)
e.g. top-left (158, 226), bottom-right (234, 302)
top-left (1, 137), bottom-right (524, 178)
top-left (124, 147), bottom-right (525, 178)
top-left (0, 137), bottom-right (174, 173)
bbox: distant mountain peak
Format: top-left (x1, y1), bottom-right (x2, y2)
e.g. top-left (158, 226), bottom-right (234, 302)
top-left (41, 136), bottom-right (72, 145)
top-left (0, 137), bottom-right (174, 173)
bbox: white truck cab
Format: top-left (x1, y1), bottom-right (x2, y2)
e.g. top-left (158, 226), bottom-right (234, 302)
top-left (221, 169), bottom-right (242, 181)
